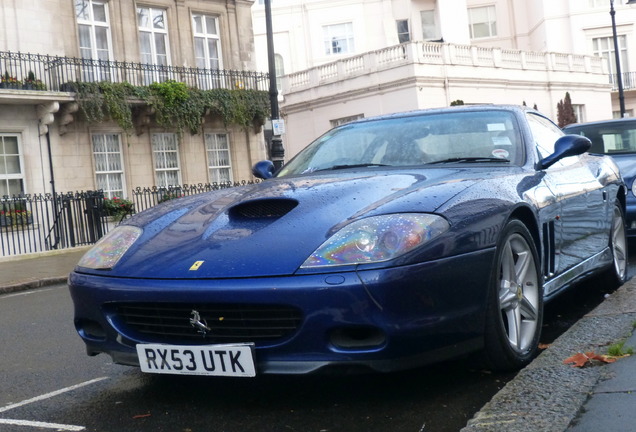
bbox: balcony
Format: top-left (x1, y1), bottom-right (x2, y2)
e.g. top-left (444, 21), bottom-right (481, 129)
top-left (0, 50), bottom-right (271, 133)
top-left (610, 72), bottom-right (636, 91)
top-left (0, 50), bottom-right (269, 95)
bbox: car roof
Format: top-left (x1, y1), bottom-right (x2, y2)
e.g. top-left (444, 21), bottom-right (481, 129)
top-left (345, 104), bottom-right (536, 125)
top-left (564, 118), bottom-right (636, 130)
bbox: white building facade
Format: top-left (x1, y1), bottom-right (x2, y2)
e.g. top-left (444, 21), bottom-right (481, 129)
top-left (252, 0), bottom-right (636, 158)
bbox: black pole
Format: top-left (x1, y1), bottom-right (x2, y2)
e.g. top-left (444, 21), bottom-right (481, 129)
top-left (264, 0), bottom-right (285, 169)
top-left (45, 130), bottom-right (61, 248)
top-left (610, 0), bottom-right (626, 118)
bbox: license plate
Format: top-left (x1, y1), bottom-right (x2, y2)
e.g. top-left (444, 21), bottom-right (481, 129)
top-left (136, 343), bottom-right (256, 377)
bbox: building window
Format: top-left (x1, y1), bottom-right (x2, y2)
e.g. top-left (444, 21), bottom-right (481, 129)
top-left (137, 6), bottom-right (170, 83)
top-left (205, 133), bottom-right (232, 183)
top-left (274, 54), bottom-right (284, 91)
top-left (0, 134), bottom-right (24, 196)
top-left (152, 133), bottom-right (181, 187)
top-left (421, 10), bottom-right (440, 41)
top-left (468, 6), bottom-right (497, 39)
top-left (75, 0), bottom-right (112, 81)
top-left (573, 105), bottom-right (585, 124)
top-left (330, 114), bottom-right (364, 128)
top-left (192, 13), bottom-right (222, 89)
top-left (588, 0), bottom-right (608, 7)
top-left (92, 134), bottom-right (125, 199)
top-left (396, 20), bottom-right (410, 43)
top-left (323, 23), bottom-right (354, 55)
top-left (593, 35), bottom-right (629, 86)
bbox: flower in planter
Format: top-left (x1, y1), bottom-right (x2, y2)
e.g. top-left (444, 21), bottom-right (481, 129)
top-left (158, 192), bottom-right (185, 203)
top-left (10, 209), bottom-right (32, 225)
top-left (23, 71), bottom-right (47, 90)
top-left (0, 209), bottom-right (32, 226)
top-left (103, 197), bottom-right (135, 219)
top-left (1, 72), bottom-right (20, 87)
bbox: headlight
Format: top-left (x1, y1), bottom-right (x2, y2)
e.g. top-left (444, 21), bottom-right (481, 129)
top-left (301, 213), bottom-right (449, 268)
top-left (631, 178), bottom-right (636, 197)
top-left (78, 226), bottom-right (143, 270)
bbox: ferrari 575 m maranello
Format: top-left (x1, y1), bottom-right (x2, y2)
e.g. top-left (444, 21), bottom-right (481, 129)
top-left (69, 105), bottom-right (627, 377)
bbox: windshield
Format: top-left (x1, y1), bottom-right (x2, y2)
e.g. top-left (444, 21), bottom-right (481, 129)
top-left (278, 110), bottom-right (522, 177)
top-left (564, 121), bottom-right (636, 155)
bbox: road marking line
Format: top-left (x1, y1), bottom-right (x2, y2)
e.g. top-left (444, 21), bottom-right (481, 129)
top-left (0, 377), bottom-right (108, 413)
top-left (0, 418), bottom-right (85, 431)
top-left (1, 287), bottom-right (57, 299)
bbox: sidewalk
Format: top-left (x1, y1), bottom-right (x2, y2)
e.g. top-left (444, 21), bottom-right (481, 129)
top-left (462, 277), bottom-right (636, 432)
top-left (1, 248), bottom-right (636, 431)
top-left (0, 246), bottom-right (90, 294)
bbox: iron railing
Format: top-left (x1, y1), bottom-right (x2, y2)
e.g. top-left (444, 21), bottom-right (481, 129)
top-left (0, 50), bottom-right (269, 92)
top-left (0, 181), bottom-right (260, 257)
top-left (131, 181), bottom-right (260, 213)
top-left (1, 191), bottom-right (107, 256)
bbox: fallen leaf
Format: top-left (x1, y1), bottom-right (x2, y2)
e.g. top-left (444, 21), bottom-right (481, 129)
top-left (563, 351), bottom-right (617, 367)
top-left (133, 413), bottom-right (151, 419)
top-left (563, 352), bottom-right (590, 367)
top-left (587, 352), bottom-right (616, 364)
top-left (538, 343), bottom-right (551, 350)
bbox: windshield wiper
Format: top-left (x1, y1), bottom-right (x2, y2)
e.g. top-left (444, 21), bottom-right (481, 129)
top-left (318, 163), bottom-right (390, 171)
top-left (427, 157), bottom-right (510, 164)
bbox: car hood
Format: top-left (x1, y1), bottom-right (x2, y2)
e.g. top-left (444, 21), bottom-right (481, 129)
top-left (78, 169), bottom-right (497, 279)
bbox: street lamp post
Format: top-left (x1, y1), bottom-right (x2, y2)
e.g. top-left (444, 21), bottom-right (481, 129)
top-left (264, 0), bottom-right (285, 170)
top-left (610, 0), bottom-right (636, 118)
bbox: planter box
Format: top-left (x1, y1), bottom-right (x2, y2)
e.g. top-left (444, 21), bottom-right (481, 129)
top-left (0, 82), bottom-right (21, 89)
top-left (0, 214), bottom-right (33, 226)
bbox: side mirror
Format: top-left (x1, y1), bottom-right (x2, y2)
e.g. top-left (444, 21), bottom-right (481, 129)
top-left (538, 135), bottom-right (592, 170)
top-left (252, 160), bottom-right (275, 179)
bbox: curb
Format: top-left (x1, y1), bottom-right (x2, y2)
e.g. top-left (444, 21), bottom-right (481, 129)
top-left (0, 276), bottom-right (69, 295)
top-left (461, 280), bottom-right (636, 432)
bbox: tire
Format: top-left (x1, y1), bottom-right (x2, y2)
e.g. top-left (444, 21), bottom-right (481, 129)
top-left (603, 202), bottom-right (628, 287)
top-left (483, 219), bottom-right (543, 372)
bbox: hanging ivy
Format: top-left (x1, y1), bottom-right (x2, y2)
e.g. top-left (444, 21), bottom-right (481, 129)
top-left (70, 80), bottom-right (270, 135)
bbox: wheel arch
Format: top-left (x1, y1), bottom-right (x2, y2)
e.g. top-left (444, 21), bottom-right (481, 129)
top-left (507, 205), bottom-right (541, 263)
top-left (616, 185), bottom-right (627, 212)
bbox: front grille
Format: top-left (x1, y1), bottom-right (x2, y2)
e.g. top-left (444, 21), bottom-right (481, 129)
top-left (230, 199), bottom-right (298, 219)
top-left (112, 302), bottom-right (302, 345)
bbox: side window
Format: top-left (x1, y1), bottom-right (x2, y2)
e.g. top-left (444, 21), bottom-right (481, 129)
top-left (526, 113), bottom-right (569, 164)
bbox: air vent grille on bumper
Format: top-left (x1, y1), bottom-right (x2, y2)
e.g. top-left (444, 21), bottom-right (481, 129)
top-left (112, 302), bottom-right (302, 344)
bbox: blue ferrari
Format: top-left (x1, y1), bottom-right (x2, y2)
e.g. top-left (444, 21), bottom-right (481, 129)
top-left (69, 105), bottom-right (627, 377)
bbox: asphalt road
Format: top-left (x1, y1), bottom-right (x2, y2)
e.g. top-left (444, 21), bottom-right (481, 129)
top-left (0, 268), bottom-right (628, 432)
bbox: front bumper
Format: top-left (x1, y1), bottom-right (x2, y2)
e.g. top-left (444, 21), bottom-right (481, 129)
top-left (69, 247), bottom-right (494, 374)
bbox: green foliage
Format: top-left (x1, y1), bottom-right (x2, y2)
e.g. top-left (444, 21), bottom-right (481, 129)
top-left (556, 92), bottom-right (577, 128)
top-left (158, 192), bottom-right (185, 204)
top-left (103, 196), bottom-right (134, 219)
top-left (607, 340), bottom-right (634, 357)
top-left (450, 99), bottom-right (464, 106)
top-left (70, 80), bottom-right (270, 135)
top-left (23, 70), bottom-right (46, 90)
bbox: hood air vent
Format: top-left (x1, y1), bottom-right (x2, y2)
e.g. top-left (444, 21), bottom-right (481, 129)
top-left (230, 199), bottom-right (298, 219)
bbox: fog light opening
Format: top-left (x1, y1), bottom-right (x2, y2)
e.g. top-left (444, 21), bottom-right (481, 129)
top-left (76, 319), bottom-right (107, 340)
top-left (330, 327), bottom-right (386, 349)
